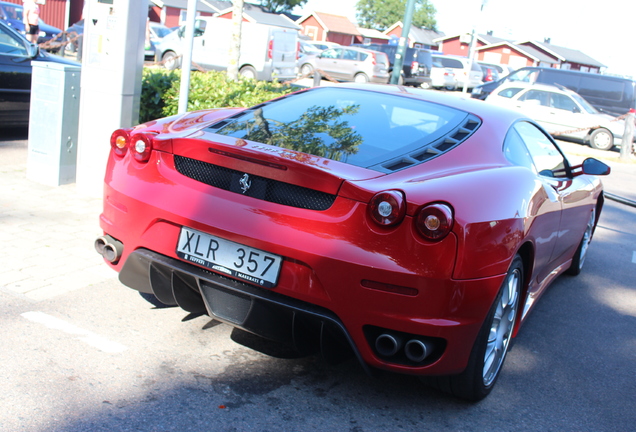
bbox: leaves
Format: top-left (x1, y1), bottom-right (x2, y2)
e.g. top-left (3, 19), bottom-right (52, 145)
top-left (139, 67), bottom-right (295, 124)
top-left (355, 0), bottom-right (437, 31)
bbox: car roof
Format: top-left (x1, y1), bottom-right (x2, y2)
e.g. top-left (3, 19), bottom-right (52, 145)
top-left (496, 81), bottom-right (574, 95)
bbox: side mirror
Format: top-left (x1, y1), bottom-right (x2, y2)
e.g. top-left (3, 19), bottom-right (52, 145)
top-left (580, 158), bottom-right (611, 176)
top-left (28, 43), bottom-right (39, 59)
top-left (572, 106), bottom-right (581, 114)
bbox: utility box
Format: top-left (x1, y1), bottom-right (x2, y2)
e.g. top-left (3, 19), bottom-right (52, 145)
top-left (27, 62), bottom-right (81, 186)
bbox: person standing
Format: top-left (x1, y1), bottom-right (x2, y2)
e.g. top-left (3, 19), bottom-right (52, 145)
top-left (22, 0), bottom-right (40, 44)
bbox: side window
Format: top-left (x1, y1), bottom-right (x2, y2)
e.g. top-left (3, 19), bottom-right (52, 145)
top-left (342, 49), bottom-right (358, 60)
top-left (497, 87), bottom-right (524, 98)
top-left (320, 48), bottom-right (340, 59)
top-left (539, 71), bottom-right (579, 92)
top-left (550, 93), bottom-right (578, 111)
top-left (513, 122), bottom-right (568, 178)
top-left (519, 90), bottom-right (549, 106)
top-left (503, 128), bottom-right (535, 171)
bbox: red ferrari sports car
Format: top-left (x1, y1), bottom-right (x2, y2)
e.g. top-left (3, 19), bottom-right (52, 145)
top-left (97, 84), bottom-right (610, 400)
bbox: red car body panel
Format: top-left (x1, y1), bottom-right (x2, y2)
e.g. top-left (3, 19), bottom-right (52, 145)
top-left (99, 85), bottom-right (604, 377)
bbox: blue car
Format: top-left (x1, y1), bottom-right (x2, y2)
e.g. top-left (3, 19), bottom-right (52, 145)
top-left (0, 0), bottom-right (62, 51)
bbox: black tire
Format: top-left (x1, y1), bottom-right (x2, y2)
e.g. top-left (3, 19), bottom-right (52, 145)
top-left (566, 208), bottom-right (596, 276)
top-left (425, 255), bottom-right (523, 401)
top-left (239, 65), bottom-right (257, 80)
top-left (162, 51), bottom-right (180, 70)
top-left (300, 63), bottom-right (314, 77)
top-left (354, 73), bottom-right (369, 83)
top-left (589, 128), bottom-right (614, 151)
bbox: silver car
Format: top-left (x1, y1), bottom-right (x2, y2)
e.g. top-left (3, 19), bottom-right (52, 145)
top-left (299, 46), bottom-right (390, 84)
top-left (486, 82), bottom-right (628, 150)
top-left (432, 54), bottom-right (483, 90)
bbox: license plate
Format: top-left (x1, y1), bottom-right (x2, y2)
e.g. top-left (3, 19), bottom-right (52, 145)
top-left (176, 227), bottom-right (282, 288)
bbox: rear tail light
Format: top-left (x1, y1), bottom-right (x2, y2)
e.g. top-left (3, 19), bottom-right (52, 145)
top-left (129, 133), bottom-right (154, 163)
top-left (296, 41), bottom-right (300, 59)
top-left (371, 52), bottom-right (377, 66)
top-left (415, 203), bottom-right (454, 241)
top-left (268, 39), bottom-right (273, 59)
top-left (368, 190), bottom-right (406, 227)
top-left (411, 61), bottom-right (419, 73)
top-left (110, 129), bottom-right (131, 158)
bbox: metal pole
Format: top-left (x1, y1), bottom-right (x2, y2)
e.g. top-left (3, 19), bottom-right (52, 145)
top-left (620, 110), bottom-right (634, 161)
top-left (390, 0), bottom-right (416, 85)
top-left (227, 0), bottom-right (244, 81)
top-left (178, 0), bottom-right (198, 114)
top-left (463, 0), bottom-right (487, 93)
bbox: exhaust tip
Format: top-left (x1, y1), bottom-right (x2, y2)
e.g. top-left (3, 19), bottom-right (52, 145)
top-left (95, 235), bottom-right (124, 264)
top-left (94, 236), bottom-right (108, 255)
top-left (375, 333), bottom-right (402, 357)
top-left (404, 339), bottom-right (433, 363)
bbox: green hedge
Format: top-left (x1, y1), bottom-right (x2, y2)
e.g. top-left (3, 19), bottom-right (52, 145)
top-left (139, 67), bottom-right (295, 124)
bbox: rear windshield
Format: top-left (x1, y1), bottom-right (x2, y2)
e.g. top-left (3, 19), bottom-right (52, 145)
top-left (212, 87), bottom-right (468, 169)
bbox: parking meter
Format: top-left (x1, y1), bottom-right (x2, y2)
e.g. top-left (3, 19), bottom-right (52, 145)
top-left (76, 0), bottom-right (147, 195)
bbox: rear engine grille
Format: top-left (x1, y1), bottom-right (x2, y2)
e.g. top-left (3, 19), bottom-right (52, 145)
top-left (174, 155), bottom-right (337, 211)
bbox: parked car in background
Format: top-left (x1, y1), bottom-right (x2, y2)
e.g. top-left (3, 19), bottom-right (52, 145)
top-left (472, 66), bottom-right (636, 116)
top-left (156, 17), bottom-right (298, 81)
top-left (431, 54), bottom-right (482, 90)
top-left (479, 64), bottom-right (499, 83)
top-left (299, 40), bottom-right (321, 56)
top-left (63, 19), bottom-right (172, 60)
top-left (146, 21), bottom-right (173, 60)
top-left (0, 0), bottom-right (62, 51)
top-left (299, 46), bottom-right (390, 83)
top-left (0, 20), bottom-right (80, 126)
top-left (352, 43), bottom-right (432, 87)
top-left (306, 41), bottom-right (340, 51)
top-left (100, 83), bottom-right (609, 402)
top-left (430, 58), bottom-right (456, 90)
top-left (486, 82), bottom-right (629, 150)
top-left (477, 61), bottom-right (514, 78)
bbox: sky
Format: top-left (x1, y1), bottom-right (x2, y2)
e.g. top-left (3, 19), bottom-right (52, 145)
top-left (294, 0), bottom-right (636, 77)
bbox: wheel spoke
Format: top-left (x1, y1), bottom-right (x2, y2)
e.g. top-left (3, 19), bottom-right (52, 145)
top-left (482, 267), bottom-right (521, 386)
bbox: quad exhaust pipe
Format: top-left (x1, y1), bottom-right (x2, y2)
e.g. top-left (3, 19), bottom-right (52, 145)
top-left (374, 332), bottom-right (435, 364)
top-left (95, 235), bottom-right (124, 263)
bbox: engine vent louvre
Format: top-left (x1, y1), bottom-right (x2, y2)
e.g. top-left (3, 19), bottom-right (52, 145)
top-left (378, 114), bottom-right (481, 173)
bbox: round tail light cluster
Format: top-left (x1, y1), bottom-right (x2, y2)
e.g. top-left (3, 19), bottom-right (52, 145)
top-left (415, 203), bottom-right (454, 241)
top-left (368, 190), bottom-right (406, 227)
top-left (110, 129), bottom-right (155, 163)
top-left (368, 191), bottom-right (454, 242)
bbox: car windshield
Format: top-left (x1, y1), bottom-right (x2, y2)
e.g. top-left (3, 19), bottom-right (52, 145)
top-left (212, 87), bottom-right (468, 168)
top-left (152, 25), bottom-right (173, 38)
top-left (0, 23), bottom-right (28, 56)
top-left (570, 92), bottom-right (598, 114)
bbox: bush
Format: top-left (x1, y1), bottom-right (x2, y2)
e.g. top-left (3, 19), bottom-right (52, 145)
top-left (139, 67), bottom-right (295, 124)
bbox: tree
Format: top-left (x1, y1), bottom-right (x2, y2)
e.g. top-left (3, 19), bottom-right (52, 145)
top-left (356, 0), bottom-right (437, 31)
top-left (257, 0), bottom-right (308, 13)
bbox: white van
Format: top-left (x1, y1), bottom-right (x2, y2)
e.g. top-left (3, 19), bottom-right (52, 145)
top-left (155, 17), bottom-right (298, 81)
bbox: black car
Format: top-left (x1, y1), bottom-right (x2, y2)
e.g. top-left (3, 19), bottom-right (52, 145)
top-left (352, 43), bottom-right (433, 87)
top-left (0, 20), bottom-right (80, 126)
top-left (471, 66), bottom-right (636, 116)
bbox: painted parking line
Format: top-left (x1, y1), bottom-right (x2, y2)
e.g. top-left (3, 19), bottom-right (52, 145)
top-left (21, 311), bottom-right (127, 353)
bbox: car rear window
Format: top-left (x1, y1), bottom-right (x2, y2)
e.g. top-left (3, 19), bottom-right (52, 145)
top-left (211, 87), bottom-right (472, 170)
